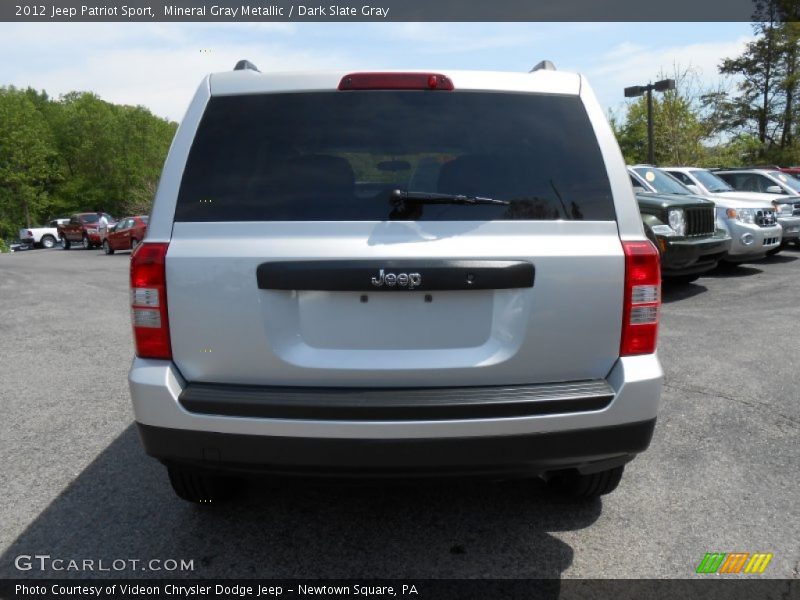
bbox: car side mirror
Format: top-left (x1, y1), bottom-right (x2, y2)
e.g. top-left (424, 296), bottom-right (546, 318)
top-left (686, 184), bottom-right (701, 194)
top-left (632, 186), bottom-right (647, 193)
top-left (765, 185), bottom-right (784, 194)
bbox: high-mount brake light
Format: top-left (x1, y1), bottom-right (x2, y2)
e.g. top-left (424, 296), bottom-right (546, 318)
top-left (620, 241), bottom-right (661, 356)
top-left (130, 242), bottom-right (171, 360)
top-left (338, 72), bottom-right (455, 91)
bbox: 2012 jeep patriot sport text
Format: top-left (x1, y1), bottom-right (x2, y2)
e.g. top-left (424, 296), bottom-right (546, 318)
top-left (129, 62), bottom-right (664, 503)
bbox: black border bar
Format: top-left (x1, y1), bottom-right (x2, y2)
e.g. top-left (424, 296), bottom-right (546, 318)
top-left (2, 578), bottom-right (796, 599)
top-left (3, 0), bottom-right (788, 22)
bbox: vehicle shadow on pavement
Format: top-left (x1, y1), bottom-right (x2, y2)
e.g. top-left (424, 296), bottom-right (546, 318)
top-left (0, 425), bottom-right (601, 587)
top-left (761, 253), bottom-right (799, 264)
top-left (660, 282), bottom-right (708, 303)
top-left (702, 264), bottom-right (763, 278)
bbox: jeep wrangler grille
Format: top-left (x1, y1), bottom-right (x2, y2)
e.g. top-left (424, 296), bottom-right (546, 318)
top-left (684, 207), bottom-right (715, 237)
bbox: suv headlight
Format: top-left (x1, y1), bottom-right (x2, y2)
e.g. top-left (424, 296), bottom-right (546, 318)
top-left (772, 202), bottom-right (792, 215)
top-left (726, 208), bottom-right (756, 224)
top-left (667, 209), bottom-right (686, 236)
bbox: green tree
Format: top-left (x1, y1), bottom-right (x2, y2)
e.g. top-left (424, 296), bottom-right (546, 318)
top-left (0, 86), bottom-right (176, 240)
top-left (0, 88), bottom-right (61, 236)
top-left (714, 1), bottom-right (800, 163)
top-left (611, 68), bottom-right (711, 166)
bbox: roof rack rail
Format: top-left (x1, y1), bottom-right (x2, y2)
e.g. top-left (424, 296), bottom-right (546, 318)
top-left (234, 59), bottom-right (260, 73)
top-left (530, 60), bottom-right (556, 73)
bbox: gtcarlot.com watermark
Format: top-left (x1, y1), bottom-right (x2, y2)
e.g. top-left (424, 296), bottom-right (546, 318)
top-left (14, 554), bottom-right (194, 573)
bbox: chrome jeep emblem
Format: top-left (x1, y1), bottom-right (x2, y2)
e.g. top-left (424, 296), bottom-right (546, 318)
top-left (371, 268), bottom-right (422, 289)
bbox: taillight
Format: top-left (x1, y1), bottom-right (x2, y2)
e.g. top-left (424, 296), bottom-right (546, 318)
top-left (620, 240), bottom-right (661, 356)
top-left (130, 242), bottom-right (171, 360)
top-left (338, 72), bottom-right (454, 91)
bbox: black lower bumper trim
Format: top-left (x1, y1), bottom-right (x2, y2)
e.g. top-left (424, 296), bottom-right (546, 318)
top-left (136, 419), bottom-right (656, 478)
top-left (178, 380), bottom-right (615, 421)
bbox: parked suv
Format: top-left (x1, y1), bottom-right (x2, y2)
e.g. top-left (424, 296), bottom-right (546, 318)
top-left (630, 192), bottom-right (729, 283)
top-left (667, 167), bottom-right (800, 246)
top-left (714, 167), bottom-right (800, 197)
top-left (629, 166), bottom-right (781, 262)
top-left (129, 62), bottom-right (663, 503)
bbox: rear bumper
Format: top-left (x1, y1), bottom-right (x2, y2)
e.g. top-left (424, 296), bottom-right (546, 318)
top-left (137, 419), bottom-right (656, 477)
top-left (129, 354), bottom-right (662, 475)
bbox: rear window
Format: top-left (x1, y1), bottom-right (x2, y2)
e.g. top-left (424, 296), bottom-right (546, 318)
top-left (175, 92), bottom-right (615, 222)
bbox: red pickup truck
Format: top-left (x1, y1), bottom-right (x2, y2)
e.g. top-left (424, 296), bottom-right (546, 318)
top-left (58, 213), bottom-right (116, 250)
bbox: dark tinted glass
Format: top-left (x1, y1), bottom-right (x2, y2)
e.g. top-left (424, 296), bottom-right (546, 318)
top-left (175, 92), bottom-right (615, 222)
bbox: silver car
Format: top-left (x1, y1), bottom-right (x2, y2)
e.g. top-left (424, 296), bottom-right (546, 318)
top-left (128, 61), bottom-right (663, 503)
top-left (664, 167), bottom-right (800, 247)
top-left (629, 166), bottom-right (782, 262)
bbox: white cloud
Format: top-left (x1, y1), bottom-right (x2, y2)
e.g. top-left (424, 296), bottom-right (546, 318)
top-left (0, 23), bottom-right (755, 121)
top-left (0, 23), bottom-right (342, 120)
top-left (590, 36), bottom-right (753, 83)
top-left (578, 35), bottom-right (754, 114)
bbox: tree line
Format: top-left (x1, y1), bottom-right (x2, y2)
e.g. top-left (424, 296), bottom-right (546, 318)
top-left (0, 3), bottom-right (797, 242)
top-left (612, 2), bottom-right (800, 167)
top-left (0, 87), bottom-right (176, 239)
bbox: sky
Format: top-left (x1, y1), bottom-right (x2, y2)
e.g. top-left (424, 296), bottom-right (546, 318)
top-left (0, 22), bottom-right (755, 122)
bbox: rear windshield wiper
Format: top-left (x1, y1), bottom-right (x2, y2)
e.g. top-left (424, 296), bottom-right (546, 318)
top-left (390, 189), bottom-right (510, 206)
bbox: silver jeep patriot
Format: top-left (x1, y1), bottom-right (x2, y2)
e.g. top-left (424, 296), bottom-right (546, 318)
top-left (128, 61), bottom-right (664, 503)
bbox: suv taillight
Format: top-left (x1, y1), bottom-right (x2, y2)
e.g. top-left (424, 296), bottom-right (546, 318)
top-left (620, 241), bottom-right (661, 356)
top-left (130, 242), bottom-right (171, 360)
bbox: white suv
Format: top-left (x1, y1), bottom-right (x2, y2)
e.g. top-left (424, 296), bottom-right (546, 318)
top-left (665, 167), bottom-right (800, 246)
top-left (128, 61), bottom-right (663, 503)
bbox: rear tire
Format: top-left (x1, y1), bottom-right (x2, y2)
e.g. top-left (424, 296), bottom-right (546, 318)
top-left (62, 237), bottom-right (71, 250)
top-left (130, 238), bottom-right (139, 253)
top-left (41, 235), bottom-right (56, 249)
top-left (82, 235), bottom-right (91, 250)
top-left (548, 465), bottom-right (625, 499)
top-left (103, 239), bottom-right (114, 255)
top-left (167, 465), bottom-right (238, 504)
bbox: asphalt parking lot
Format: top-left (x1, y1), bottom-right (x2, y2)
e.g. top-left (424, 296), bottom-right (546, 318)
top-left (0, 247), bottom-right (798, 581)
